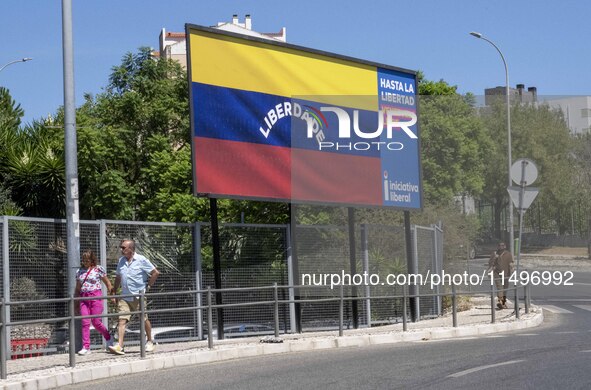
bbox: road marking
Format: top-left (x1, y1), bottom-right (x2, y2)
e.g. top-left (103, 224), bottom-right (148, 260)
top-left (551, 331), bottom-right (578, 334)
top-left (546, 299), bottom-right (591, 302)
top-left (485, 335), bottom-right (506, 338)
top-left (414, 337), bottom-right (478, 343)
top-left (575, 282), bottom-right (591, 286)
top-left (516, 333), bottom-right (538, 336)
top-left (580, 350), bottom-right (591, 353)
top-left (573, 305), bottom-right (591, 312)
top-left (448, 360), bottom-right (525, 378)
top-left (541, 305), bottom-right (573, 314)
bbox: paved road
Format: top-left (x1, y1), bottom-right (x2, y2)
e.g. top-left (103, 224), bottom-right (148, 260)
top-left (60, 270), bottom-right (591, 389)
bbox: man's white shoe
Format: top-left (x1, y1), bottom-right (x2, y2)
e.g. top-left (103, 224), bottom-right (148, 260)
top-left (77, 348), bottom-right (91, 356)
top-left (108, 343), bottom-right (125, 355)
top-left (145, 341), bottom-right (155, 352)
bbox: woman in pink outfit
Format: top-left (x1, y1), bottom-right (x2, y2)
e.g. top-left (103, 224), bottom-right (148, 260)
top-left (74, 250), bottom-right (114, 355)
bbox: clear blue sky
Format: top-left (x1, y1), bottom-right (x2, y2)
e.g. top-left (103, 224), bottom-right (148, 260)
top-left (1, 0), bottom-right (588, 125)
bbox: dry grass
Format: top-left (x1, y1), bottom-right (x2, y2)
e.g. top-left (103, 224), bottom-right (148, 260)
top-left (526, 247), bottom-right (588, 256)
top-left (442, 295), bottom-right (472, 313)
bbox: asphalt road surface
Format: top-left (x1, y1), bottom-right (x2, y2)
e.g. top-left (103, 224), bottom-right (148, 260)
top-left (62, 270), bottom-right (591, 390)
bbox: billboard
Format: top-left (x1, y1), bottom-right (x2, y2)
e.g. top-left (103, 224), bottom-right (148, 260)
top-left (187, 24), bottom-right (422, 209)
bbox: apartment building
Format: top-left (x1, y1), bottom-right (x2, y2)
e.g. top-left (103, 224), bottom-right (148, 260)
top-left (155, 14), bottom-right (287, 69)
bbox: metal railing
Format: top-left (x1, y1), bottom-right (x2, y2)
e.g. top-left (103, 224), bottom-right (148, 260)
top-left (0, 282), bottom-right (530, 380)
top-left (1, 216), bottom-right (445, 335)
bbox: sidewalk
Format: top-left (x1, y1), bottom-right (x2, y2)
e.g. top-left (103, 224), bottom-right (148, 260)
top-left (0, 297), bottom-right (543, 390)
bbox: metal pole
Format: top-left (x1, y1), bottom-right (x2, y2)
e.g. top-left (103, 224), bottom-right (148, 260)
top-left (209, 198), bottom-right (224, 340)
top-left (361, 224), bottom-right (371, 327)
top-left (347, 208), bottom-right (358, 329)
top-left (404, 212), bottom-right (418, 322)
top-left (2, 217), bottom-right (10, 358)
top-left (524, 284), bottom-right (529, 314)
top-left (207, 287), bottom-right (213, 349)
top-left (491, 281), bottom-right (496, 324)
top-left (285, 224), bottom-right (297, 334)
top-left (338, 284), bottom-right (344, 337)
top-left (193, 223), bottom-right (203, 340)
top-left (504, 52), bottom-right (515, 256)
top-left (69, 294), bottom-right (76, 368)
top-left (514, 285), bottom-right (520, 319)
top-left (432, 224), bottom-right (443, 313)
top-left (470, 32), bottom-right (513, 251)
top-left (99, 220), bottom-right (108, 348)
top-left (139, 291), bottom-right (146, 358)
top-left (62, 0), bottom-right (81, 351)
top-left (514, 162), bottom-right (529, 320)
top-left (516, 160), bottom-right (528, 274)
top-left (452, 284), bottom-right (458, 328)
top-left (0, 298), bottom-right (7, 379)
top-left (289, 205), bottom-right (302, 333)
top-left (402, 284), bottom-right (408, 332)
top-left (273, 283), bottom-right (280, 338)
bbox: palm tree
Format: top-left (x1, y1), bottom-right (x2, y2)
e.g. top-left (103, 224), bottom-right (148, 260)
top-left (3, 122), bottom-right (66, 217)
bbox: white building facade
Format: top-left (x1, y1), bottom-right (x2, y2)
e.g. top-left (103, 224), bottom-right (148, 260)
top-left (544, 96), bottom-right (591, 134)
top-left (156, 14), bottom-right (287, 69)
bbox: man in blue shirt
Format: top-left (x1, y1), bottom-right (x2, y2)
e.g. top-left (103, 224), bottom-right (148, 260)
top-left (109, 239), bottom-right (160, 355)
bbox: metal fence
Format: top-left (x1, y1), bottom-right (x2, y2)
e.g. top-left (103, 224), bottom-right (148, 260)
top-left (0, 281), bottom-right (531, 379)
top-left (1, 215), bottom-right (443, 357)
top-left (413, 224), bottom-right (444, 318)
top-left (200, 223), bottom-right (291, 333)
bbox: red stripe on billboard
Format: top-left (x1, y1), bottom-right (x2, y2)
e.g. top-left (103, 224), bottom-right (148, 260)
top-left (194, 137), bottom-right (291, 199)
top-left (292, 150), bottom-right (383, 205)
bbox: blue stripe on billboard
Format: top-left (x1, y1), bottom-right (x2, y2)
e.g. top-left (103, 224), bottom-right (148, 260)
top-left (193, 82), bottom-right (291, 147)
top-left (192, 82), bottom-right (383, 158)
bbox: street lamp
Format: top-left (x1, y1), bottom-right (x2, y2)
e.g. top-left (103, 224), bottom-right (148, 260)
top-left (0, 58), bottom-right (33, 73)
top-left (469, 31), bottom-right (514, 253)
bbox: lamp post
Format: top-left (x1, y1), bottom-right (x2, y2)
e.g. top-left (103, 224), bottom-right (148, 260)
top-left (0, 58), bottom-right (33, 73)
top-left (469, 31), bottom-right (514, 253)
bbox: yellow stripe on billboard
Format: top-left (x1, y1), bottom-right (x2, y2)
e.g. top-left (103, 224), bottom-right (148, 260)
top-left (188, 28), bottom-right (377, 109)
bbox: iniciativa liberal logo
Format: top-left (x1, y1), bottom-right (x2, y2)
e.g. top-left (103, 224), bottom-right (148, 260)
top-left (258, 101), bottom-right (417, 151)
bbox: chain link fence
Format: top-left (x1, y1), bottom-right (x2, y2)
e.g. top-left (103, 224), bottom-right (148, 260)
top-left (295, 224), bottom-right (359, 330)
top-left (413, 224), bottom-right (443, 318)
top-left (200, 223), bottom-right (290, 334)
top-left (1, 215), bottom-right (443, 358)
top-left (362, 224), bottom-right (407, 326)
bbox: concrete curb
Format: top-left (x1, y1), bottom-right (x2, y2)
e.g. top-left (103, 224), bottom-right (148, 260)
top-left (0, 309), bottom-right (543, 390)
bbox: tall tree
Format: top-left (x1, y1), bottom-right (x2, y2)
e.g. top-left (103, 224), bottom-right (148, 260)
top-left (75, 47), bottom-right (288, 224)
top-left (0, 87), bottom-right (23, 176)
top-left (480, 101), bottom-right (573, 236)
top-left (66, 48), bottom-right (191, 220)
top-left (418, 78), bottom-right (491, 204)
top-left (0, 88), bottom-right (64, 217)
top-left (3, 122), bottom-right (65, 217)
top-left (568, 132), bottom-right (591, 235)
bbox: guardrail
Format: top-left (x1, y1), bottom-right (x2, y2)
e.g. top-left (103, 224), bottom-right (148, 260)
top-left (0, 281), bottom-right (531, 380)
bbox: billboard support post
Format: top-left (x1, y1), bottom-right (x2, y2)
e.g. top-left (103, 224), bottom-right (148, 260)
top-left (289, 204), bottom-right (302, 333)
top-left (404, 211), bottom-right (418, 321)
top-left (348, 208), bottom-right (359, 329)
top-left (210, 198), bottom-right (224, 339)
